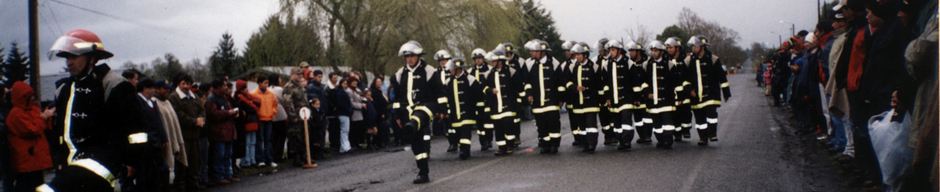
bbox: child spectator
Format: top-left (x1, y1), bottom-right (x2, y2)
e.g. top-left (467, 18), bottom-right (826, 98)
top-left (6, 82), bottom-right (55, 191)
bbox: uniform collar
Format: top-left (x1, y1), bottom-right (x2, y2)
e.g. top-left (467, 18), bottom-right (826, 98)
top-left (138, 93), bottom-right (154, 108)
top-left (539, 56), bottom-right (547, 64)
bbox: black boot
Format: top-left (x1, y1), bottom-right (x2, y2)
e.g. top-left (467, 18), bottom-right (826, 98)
top-left (459, 150), bottom-right (470, 160)
top-left (413, 175), bottom-right (430, 184)
top-left (447, 144), bottom-right (458, 153)
top-left (480, 142), bottom-right (492, 151)
top-left (618, 142), bottom-right (632, 151)
top-left (663, 131), bottom-right (674, 149)
top-left (495, 146), bottom-right (509, 156)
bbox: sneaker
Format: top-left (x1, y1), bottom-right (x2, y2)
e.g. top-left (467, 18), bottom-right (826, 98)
top-left (214, 179), bottom-right (231, 185)
top-left (227, 177), bottom-right (241, 182)
top-left (270, 162), bottom-right (278, 168)
top-left (258, 162), bottom-right (266, 167)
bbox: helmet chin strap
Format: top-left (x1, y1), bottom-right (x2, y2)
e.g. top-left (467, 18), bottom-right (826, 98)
top-left (74, 56), bottom-right (96, 80)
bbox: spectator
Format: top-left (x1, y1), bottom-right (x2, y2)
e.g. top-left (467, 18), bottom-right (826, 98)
top-left (307, 98), bottom-right (325, 160)
top-left (362, 90), bottom-right (379, 150)
top-left (334, 78), bottom-right (354, 153)
top-left (900, 1), bottom-right (938, 191)
top-left (152, 79), bottom-right (187, 189)
top-left (122, 69), bottom-right (141, 87)
top-left (306, 70), bottom-right (330, 155)
top-left (370, 77), bottom-right (390, 148)
top-left (348, 76), bottom-right (366, 150)
top-left (235, 80), bottom-right (261, 168)
top-left (205, 79), bottom-right (240, 185)
top-left (269, 75), bottom-right (290, 162)
top-left (0, 86), bottom-right (12, 192)
top-left (325, 72), bottom-right (342, 153)
top-left (124, 78), bottom-right (170, 192)
top-left (6, 82), bottom-right (54, 192)
top-left (167, 73), bottom-right (208, 190)
top-left (283, 68), bottom-right (317, 167)
top-left (251, 75), bottom-right (279, 168)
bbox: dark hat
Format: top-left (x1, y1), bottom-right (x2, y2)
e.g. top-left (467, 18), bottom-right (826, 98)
top-left (867, 2), bottom-right (899, 19)
top-left (900, 0), bottom-right (923, 14)
top-left (155, 79), bottom-right (173, 89)
top-left (139, 78), bottom-right (155, 88)
top-left (832, 10), bottom-right (845, 20)
top-left (236, 79), bottom-right (247, 91)
top-left (290, 67), bottom-right (304, 75)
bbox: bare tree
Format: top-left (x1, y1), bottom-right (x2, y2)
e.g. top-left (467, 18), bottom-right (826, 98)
top-left (677, 7), bottom-right (747, 68)
top-left (625, 25), bottom-right (654, 47)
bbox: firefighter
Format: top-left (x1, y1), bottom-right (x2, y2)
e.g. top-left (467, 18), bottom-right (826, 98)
top-left (645, 40), bottom-right (679, 149)
top-left (41, 29), bottom-right (151, 191)
top-left (592, 38), bottom-right (618, 146)
top-left (481, 49), bottom-right (522, 156)
top-left (685, 35), bottom-right (731, 146)
top-left (443, 58), bottom-right (483, 159)
top-left (496, 43), bottom-right (527, 147)
top-left (523, 40), bottom-right (564, 154)
top-left (626, 41), bottom-right (653, 144)
top-left (566, 42), bottom-right (603, 153)
top-left (601, 40), bottom-right (637, 151)
top-left (665, 37), bottom-right (694, 141)
top-left (559, 40), bottom-right (584, 146)
top-left (390, 41), bottom-right (446, 184)
top-left (433, 50), bottom-right (458, 152)
top-left (468, 48), bottom-right (493, 151)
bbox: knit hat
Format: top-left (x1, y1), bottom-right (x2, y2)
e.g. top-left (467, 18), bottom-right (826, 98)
top-left (236, 79), bottom-right (247, 91)
top-left (347, 76), bottom-right (359, 83)
top-left (867, 2), bottom-right (898, 20)
top-left (900, 0), bottom-right (923, 14)
top-left (804, 32), bottom-right (816, 44)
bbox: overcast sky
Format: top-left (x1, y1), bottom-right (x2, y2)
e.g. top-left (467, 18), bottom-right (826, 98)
top-left (1, 0), bottom-right (821, 75)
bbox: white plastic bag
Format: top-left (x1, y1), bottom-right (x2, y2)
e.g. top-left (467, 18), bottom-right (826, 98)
top-left (868, 109), bottom-right (915, 191)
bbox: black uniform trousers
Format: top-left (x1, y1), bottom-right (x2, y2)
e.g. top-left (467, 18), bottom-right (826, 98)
top-left (692, 105), bottom-right (719, 141)
top-left (675, 105), bottom-right (693, 137)
top-left (634, 109), bottom-right (652, 141)
top-left (492, 114), bottom-right (516, 150)
top-left (613, 109), bottom-right (635, 144)
top-left (650, 112), bottom-right (675, 147)
top-left (567, 106), bottom-right (583, 144)
top-left (454, 122), bottom-right (473, 153)
top-left (574, 112), bottom-right (599, 149)
top-left (477, 116), bottom-right (493, 148)
top-left (534, 110), bottom-right (561, 148)
top-left (407, 106), bottom-right (434, 176)
top-left (599, 106), bottom-right (616, 143)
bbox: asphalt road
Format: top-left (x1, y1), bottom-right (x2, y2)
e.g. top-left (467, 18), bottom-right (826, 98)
top-left (208, 69), bottom-right (843, 192)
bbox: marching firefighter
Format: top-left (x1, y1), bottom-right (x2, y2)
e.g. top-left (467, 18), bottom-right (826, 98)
top-left (560, 40), bottom-right (584, 146)
top-left (523, 40), bottom-right (565, 154)
top-left (468, 48), bottom-right (494, 151)
top-left (41, 29), bottom-right (151, 191)
top-left (665, 37), bottom-right (694, 141)
top-left (433, 50), bottom-right (458, 152)
top-left (593, 38), bottom-right (618, 146)
top-left (645, 40), bottom-right (679, 149)
top-left (626, 41), bottom-right (653, 144)
top-left (390, 41), bottom-right (446, 184)
top-left (566, 42), bottom-right (603, 153)
top-left (443, 58), bottom-right (483, 160)
top-left (496, 43), bottom-right (527, 147)
top-left (601, 40), bottom-right (638, 151)
top-left (481, 49), bottom-right (522, 156)
top-left (685, 35), bottom-right (731, 146)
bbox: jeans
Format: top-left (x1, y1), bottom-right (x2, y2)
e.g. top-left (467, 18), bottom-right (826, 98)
top-left (842, 116), bottom-right (855, 157)
top-left (211, 141), bottom-right (233, 181)
top-left (257, 121), bottom-right (274, 164)
top-left (199, 137), bottom-right (209, 183)
top-left (338, 116), bottom-right (352, 152)
top-left (242, 131), bottom-right (258, 166)
top-left (829, 112), bottom-right (847, 148)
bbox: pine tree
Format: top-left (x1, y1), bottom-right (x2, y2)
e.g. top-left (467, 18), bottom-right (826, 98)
top-left (515, 0), bottom-right (564, 60)
top-left (210, 33), bottom-right (242, 78)
top-left (2, 43), bottom-right (30, 87)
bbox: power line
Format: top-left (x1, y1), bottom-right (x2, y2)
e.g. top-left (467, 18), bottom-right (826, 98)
top-left (44, 0), bottom-right (65, 35)
top-left (47, 0), bottom-right (211, 42)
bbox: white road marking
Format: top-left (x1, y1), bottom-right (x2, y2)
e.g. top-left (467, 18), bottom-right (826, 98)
top-left (406, 157), bottom-right (508, 192)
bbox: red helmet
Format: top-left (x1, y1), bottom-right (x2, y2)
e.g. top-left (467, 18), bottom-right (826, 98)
top-left (49, 29), bottom-right (113, 60)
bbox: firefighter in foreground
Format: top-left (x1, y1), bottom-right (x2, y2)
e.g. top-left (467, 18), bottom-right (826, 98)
top-left (523, 40), bottom-right (564, 154)
top-left (685, 35), bottom-right (731, 146)
top-left (566, 42), bottom-right (603, 153)
top-left (443, 57), bottom-right (483, 159)
top-left (481, 49), bottom-right (522, 156)
top-left (390, 41), bottom-right (446, 184)
top-left (644, 40), bottom-right (679, 149)
top-left (601, 40), bottom-right (638, 150)
top-left (41, 29), bottom-right (151, 191)
top-left (468, 48), bottom-right (494, 151)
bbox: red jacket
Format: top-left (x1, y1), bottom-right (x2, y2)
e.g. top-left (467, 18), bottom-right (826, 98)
top-left (206, 90), bottom-right (237, 142)
top-left (6, 82), bottom-right (52, 173)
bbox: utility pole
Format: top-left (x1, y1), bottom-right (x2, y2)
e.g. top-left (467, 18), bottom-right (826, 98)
top-left (791, 24), bottom-right (795, 37)
top-left (29, 0), bottom-right (41, 99)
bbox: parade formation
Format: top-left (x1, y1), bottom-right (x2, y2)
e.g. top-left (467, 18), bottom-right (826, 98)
top-left (390, 35), bottom-right (732, 183)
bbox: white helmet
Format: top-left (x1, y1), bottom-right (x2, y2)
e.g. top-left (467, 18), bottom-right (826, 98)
top-left (444, 57), bottom-right (469, 71)
top-left (398, 41), bottom-right (425, 56)
top-left (570, 42), bottom-right (591, 54)
top-left (526, 40), bottom-right (551, 52)
top-left (605, 39), bottom-right (624, 50)
top-left (500, 42), bottom-right (516, 53)
top-left (647, 40), bottom-right (666, 51)
top-left (433, 50), bottom-right (452, 61)
top-left (664, 37), bottom-right (682, 47)
top-left (471, 48), bottom-right (487, 59)
top-left (561, 40), bottom-right (577, 51)
top-left (626, 41), bottom-right (643, 51)
top-left (593, 38), bottom-right (610, 52)
top-left (687, 35), bottom-right (709, 46)
top-left (537, 40), bottom-right (552, 51)
top-left (486, 49), bottom-right (508, 61)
